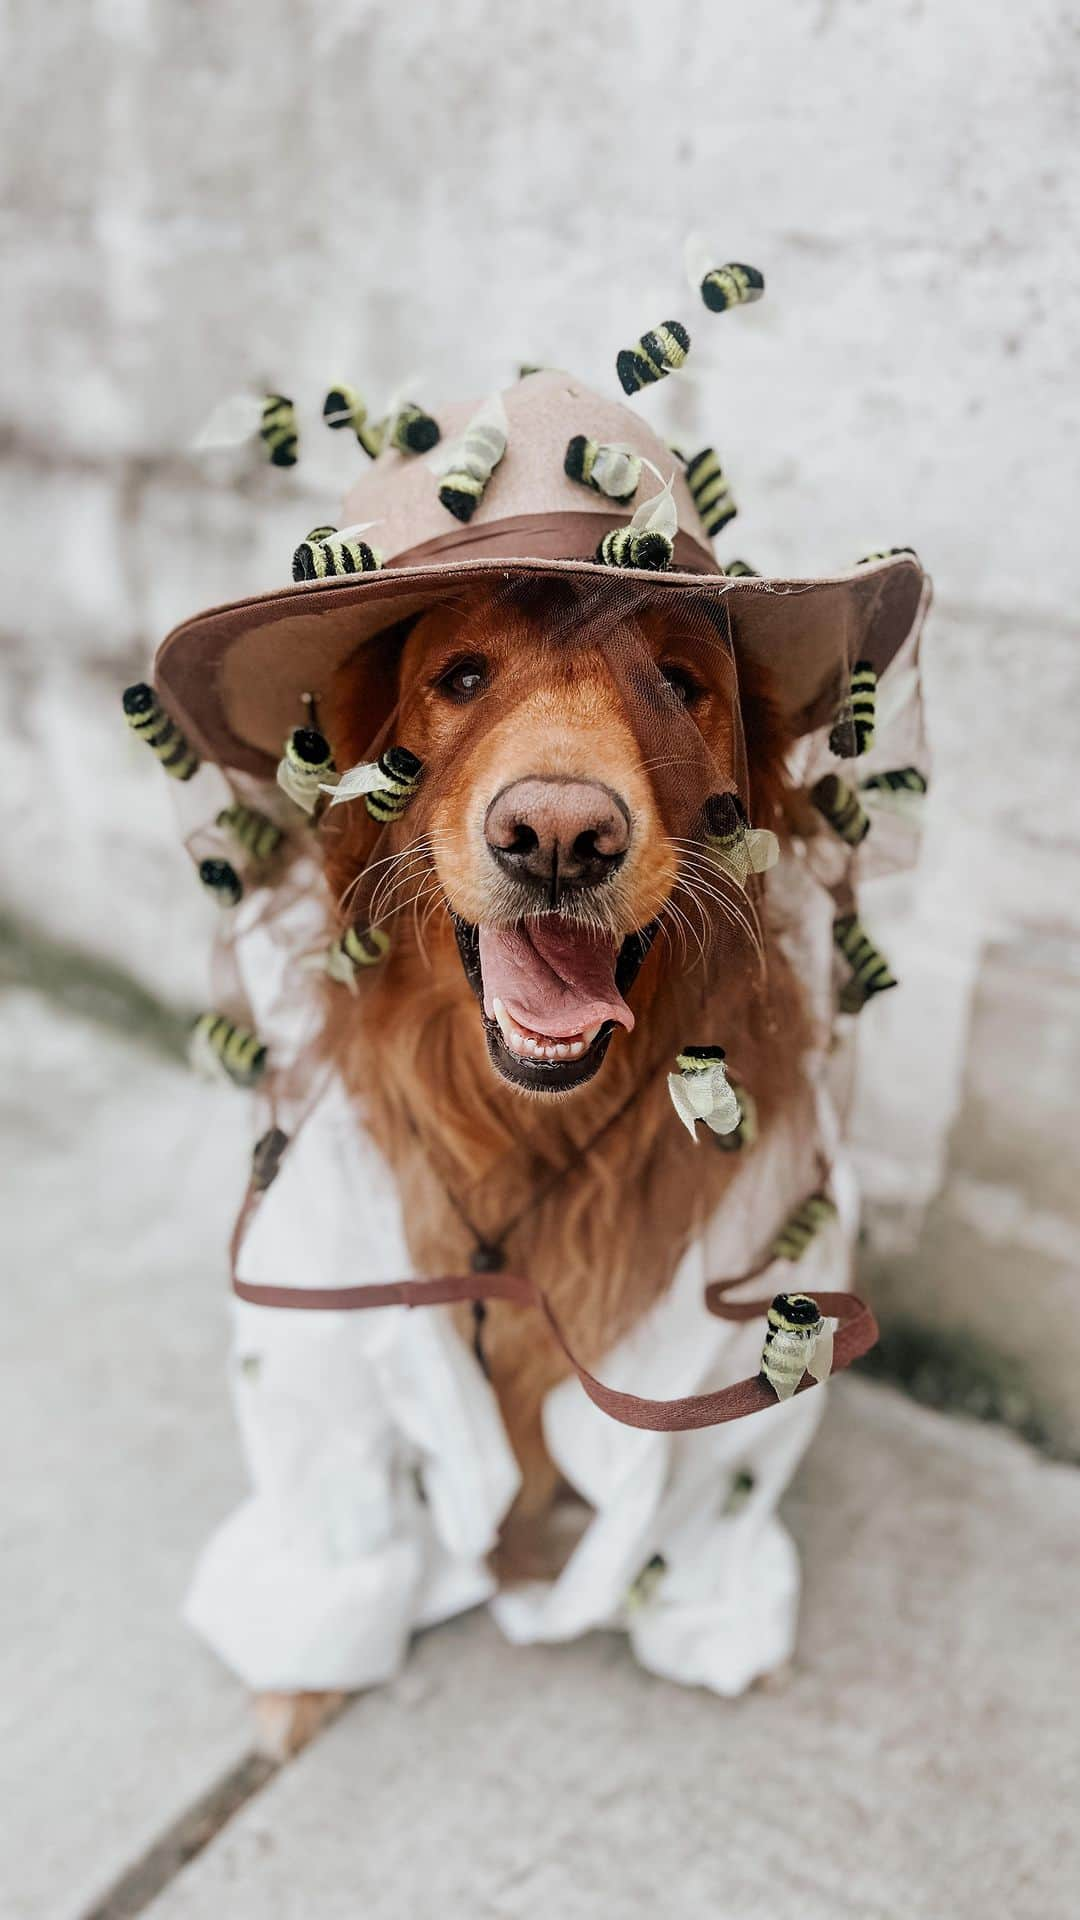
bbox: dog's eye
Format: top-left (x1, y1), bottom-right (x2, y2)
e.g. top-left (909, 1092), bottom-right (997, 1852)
top-left (435, 656), bottom-right (489, 704)
top-left (659, 662), bottom-right (704, 708)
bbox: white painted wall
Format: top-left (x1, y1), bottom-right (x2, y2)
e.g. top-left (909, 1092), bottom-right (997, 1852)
top-left (4, 0), bottom-right (1079, 1433)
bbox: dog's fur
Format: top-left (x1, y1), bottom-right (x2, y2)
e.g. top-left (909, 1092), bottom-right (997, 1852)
top-left (318, 586), bottom-right (812, 1520)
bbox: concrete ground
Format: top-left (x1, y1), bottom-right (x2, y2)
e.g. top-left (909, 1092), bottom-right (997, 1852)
top-left (4, 997), bottom-right (1080, 1920)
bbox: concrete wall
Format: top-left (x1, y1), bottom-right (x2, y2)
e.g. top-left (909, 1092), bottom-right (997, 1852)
top-left (4, 0), bottom-right (1078, 1437)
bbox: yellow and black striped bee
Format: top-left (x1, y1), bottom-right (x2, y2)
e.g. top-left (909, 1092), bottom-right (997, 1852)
top-left (829, 660), bottom-right (877, 758)
top-left (862, 767), bottom-right (927, 797)
top-left (323, 385), bottom-right (384, 459)
top-left (702, 790), bottom-right (778, 885)
top-left (626, 1553), bottom-right (667, 1611)
top-left (389, 403), bottom-right (441, 454)
top-left (277, 725), bottom-right (336, 815)
top-left (323, 921), bottom-right (392, 987)
top-left (198, 858), bottom-right (242, 908)
top-left (772, 1194), bottom-right (838, 1263)
top-left (723, 558), bottom-right (759, 577)
top-left (251, 1126), bottom-right (289, 1192)
top-left (595, 524), bottom-right (673, 571)
top-left (809, 772), bottom-right (872, 848)
top-left (292, 527), bottom-right (383, 581)
top-left (699, 262), bottom-right (765, 313)
top-left (216, 804), bottom-right (284, 863)
top-left (683, 447), bottom-right (737, 536)
top-left (833, 912), bottom-right (897, 1013)
top-left (190, 1012), bottom-right (268, 1089)
top-left (365, 746), bottom-right (423, 823)
top-left (122, 683), bottom-right (200, 782)
top-left (260, 394), bottom-right (298, 467)
top-left (857, 546), bottom-right (917, 565)
top-left (760, 1292), bottom-right (832, 1401)
top-left (616, 321), bottom-right (691, 395)
top-left (564, 435), bottom-right (642, 503)
top-left (438, 400), bottom-right (508, 521)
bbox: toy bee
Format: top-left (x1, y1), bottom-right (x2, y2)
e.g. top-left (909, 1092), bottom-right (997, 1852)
top-left (760, 1293), bottom-right (833, 1402)
top-left (122, 683), bottom-right (200, 782)
top-left (860, 765), bottom-right (928, 827)
top-left (857, 546), bottom-right (917, 565)
top-left (829, 660), bottom-right (877, 759)
top-left (683, 447), bottom-right (736, 537)
top-left (700, 263), bottom-right (765, 313)
top-left (667, 1046), bottom-right (741, 1140)
top-left (596, 471), bottom-right (678, 572)
top-left (260, 394), bottom-right (298, 467)
top-left (564, 434), bottom-right (642, 503)
top-left (216, 804), bottom-right (283, 863)
top-left (323, 384), bottom-right (384, 459)
top-left (616, 321), bottom-right (691, 395)
top-left (388, 403), bottom-right (441, 454)
top-left (809, 773), bottom-right (871, 848)
top-left (198, 857), bottom-right (242, 908)
top-left (327, 745), bottom-right (424, 821)
top-left (189, 1012), bottom-right (268, 1089)
top-left (833, 912), bottom-right (897, 1013)
top-left (626, 1553), bottom-right (667, 1611)
top-left (724, 558), bottom-right (759, 577)
top-left (771, 1194), bottom-right (838, 1262)
top-left (702, 791), bottom-right (779, 886)
top-left (292, 525), bottom-right (383, 581)
top-left (322, 922), bottom-right (392, 989)
top-left (251, 1126), bottom-right (289, 1191)
top-left (277, 725), bottom-right (337, 815)
top-left (710, 1081), bottom-right (758, 1154)
top-left (436, 393), bottom-right (508, 521)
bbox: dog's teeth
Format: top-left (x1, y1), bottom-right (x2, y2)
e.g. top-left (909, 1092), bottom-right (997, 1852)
top-left (555, 1042), bottom-right (569, 1058)
top-left (582, 1023), bottom-right (601, 1047)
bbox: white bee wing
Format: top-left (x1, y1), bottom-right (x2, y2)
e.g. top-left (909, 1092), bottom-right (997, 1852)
top-left (701, 1063), bottom-right (741, 1135)
top-left (683, 231), bottom-right (715, 292)
top-left (807, 1320), bottom-right (835, 1385)
top-left (327, 519), bottom-right (381, 543)
top-left (745, 828), bottom-right (780, 873)
top-left (190, 393), bottom-right (267, 450)
top-left (590, 443), bottom-right (641, 499)
top-left (629, 467), bottom-right (679, 539)
top-left (710, 843), bottom-right (751, 887)
top-left (862, 783), bottom-right (927, 827)
top-left (429, 391), bottom-right (509, 476)
top-left (667, 1071), bottom-right (703, 1139)
top-left (385, 371), bottom-right (424, 419)
top-left (324, 759), bottom-right (384, 806)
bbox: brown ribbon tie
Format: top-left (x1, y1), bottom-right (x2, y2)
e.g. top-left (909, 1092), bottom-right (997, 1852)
top-left (231, 1267), bottom-right (878, 1434)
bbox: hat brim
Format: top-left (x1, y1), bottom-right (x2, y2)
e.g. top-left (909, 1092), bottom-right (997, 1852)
top-left (155, 551), bottom-right (927, 778)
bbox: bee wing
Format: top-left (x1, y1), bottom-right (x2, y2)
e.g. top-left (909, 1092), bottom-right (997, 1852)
top-left (807, 1320), bottom-right (835, 1385)
top-left (745, 828), bottom-right (780, 874)
top-left (326, 759), bottom-right (384, 806)
top-left (329, 519), bottom-right (381, 543)
top-left (862, 783), bottom-right (927, 827)
top-left (667, 1071), bottom-right (704, 1139)
top-left (428, 391), bottom-right (509, 476)
top-left (629, 468), bottom-right (679, 539)
top-left (701, 1064), bottom-right (741, 1135)
top-left (385, 371), bottom-right (424, 418)
top-left (190, 392), bottom-right (267, 450)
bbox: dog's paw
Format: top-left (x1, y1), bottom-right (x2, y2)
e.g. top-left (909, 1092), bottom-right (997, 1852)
top-left (252, 1689), bottom-right (348, 1762)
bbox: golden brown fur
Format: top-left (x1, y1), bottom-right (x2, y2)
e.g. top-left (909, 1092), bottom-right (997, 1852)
top-left (317, 586), bottom-right (813, 1540)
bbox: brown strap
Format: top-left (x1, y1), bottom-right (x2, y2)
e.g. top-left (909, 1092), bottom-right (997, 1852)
top-left (231, 1266), bottom-right (878, 1433)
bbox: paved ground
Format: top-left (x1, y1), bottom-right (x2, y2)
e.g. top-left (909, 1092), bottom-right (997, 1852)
top-left (4, 1000), bottom-right (1080, 1920)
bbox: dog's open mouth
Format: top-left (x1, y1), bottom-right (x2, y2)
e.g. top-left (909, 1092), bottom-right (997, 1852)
top-left (453, 915), bottom-right (655, 1092)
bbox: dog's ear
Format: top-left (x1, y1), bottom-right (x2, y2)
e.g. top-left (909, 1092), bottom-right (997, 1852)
top-left (319, 621), bottom-right (411, 909)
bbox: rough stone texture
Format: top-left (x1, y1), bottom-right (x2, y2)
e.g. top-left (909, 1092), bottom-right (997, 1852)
top-left (140, 1381), bottom-right (1080, 1920)
top-left (4, 3), bottom-right (1079, 1422)
top-left (0, 998), bottom-right (252, 1920)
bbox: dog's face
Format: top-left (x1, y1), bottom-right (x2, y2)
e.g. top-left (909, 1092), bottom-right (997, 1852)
top-left (334, 582), bottom-right (759, 1097)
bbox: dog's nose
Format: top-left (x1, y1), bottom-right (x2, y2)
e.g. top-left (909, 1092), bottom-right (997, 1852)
top-left (485, 778), bottom-right (631, 893)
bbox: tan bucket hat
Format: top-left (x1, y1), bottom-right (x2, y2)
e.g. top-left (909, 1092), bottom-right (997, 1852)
top-left (154, 370), bottom-right (926, 777)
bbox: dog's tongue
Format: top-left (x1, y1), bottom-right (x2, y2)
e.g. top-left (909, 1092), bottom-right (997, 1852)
top-left (479, 921), bottom-right (635, 1040)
